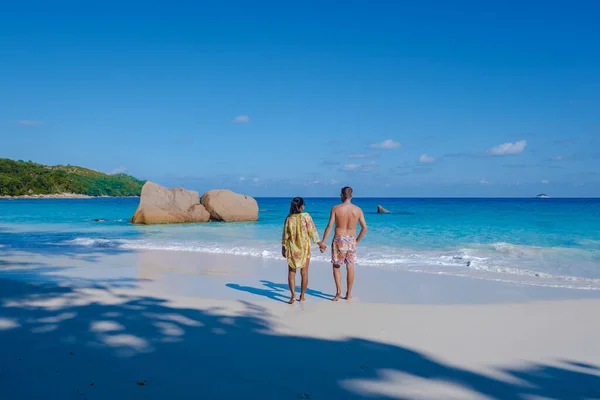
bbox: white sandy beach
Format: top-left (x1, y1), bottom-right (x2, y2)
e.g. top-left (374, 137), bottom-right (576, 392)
top-left (1, 249), bottom-right (600, 399)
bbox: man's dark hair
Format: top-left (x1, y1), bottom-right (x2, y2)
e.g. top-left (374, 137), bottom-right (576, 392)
top-left (341, 186), bottom-right (353, 200)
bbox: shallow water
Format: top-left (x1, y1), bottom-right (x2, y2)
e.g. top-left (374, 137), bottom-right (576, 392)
top-left (1, 197), bottom-right (599, 290)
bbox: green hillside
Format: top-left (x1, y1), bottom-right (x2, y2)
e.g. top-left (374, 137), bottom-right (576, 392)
top-left (0, 158), bottom-right (145, 196)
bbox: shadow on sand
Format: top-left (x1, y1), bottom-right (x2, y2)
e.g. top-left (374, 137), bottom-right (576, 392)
top-left (0, 229), bottom-right (133, 261)
top-left (226, 280), bottom-right (334, 303)
top-left (0, 274), bottom-right (599, 399)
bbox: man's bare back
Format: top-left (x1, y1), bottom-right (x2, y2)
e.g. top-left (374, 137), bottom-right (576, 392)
top-left (330, 202), bottom-right (366, 239)
top-left (321, 187), bottom-right (367, 301)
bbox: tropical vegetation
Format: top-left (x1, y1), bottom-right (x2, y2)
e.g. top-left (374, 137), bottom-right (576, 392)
top-left (0, 158), bottom-right (145, 196)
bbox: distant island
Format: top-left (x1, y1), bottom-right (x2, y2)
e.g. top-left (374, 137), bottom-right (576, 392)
top-left (0, 158), bottom-right (145, 197)
top-left (536, 193), bottom-right (549, 198)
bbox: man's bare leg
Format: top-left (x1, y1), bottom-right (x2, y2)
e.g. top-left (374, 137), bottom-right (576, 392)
top-left (332, 264), bottom-right (342, 301)
top-left (345, 263), bottom-right (355, 300)
top-left (299, 263), bottom-right (309, 302)
top-left (287, 267), bottom-right (296, 304)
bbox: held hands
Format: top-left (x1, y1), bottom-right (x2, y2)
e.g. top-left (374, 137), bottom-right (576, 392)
top-left (318, 242), bottom-right (327, 253)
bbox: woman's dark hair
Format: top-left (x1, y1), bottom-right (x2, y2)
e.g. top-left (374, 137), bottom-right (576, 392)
top-left (289, 197), bottom-right (305, 215)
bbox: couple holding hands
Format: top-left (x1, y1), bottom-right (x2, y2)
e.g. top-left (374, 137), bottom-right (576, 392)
top-left (281, 187), bottom-right (368, 304)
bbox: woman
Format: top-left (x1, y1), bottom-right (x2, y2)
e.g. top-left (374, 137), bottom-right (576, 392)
top-left (281, 197), bottom-right (326, 304)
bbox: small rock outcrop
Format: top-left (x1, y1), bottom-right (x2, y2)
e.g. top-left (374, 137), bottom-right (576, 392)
top-left (377, 205), bottom-right (390, 214)
top-left (131, 182), bottom-right (210, 224)
top-left (201, 189), bottom-right (259, 222)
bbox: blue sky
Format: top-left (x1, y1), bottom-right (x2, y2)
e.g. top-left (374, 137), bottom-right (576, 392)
top-left (1, 0), bottom-right (599, 197)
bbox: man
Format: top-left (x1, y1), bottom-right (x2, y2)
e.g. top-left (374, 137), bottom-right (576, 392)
top-left (321, 186), bottom-right (367, 301)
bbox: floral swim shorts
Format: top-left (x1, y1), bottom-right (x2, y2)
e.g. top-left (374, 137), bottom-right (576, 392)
top-left (331, 235), bottom-right (357, 265)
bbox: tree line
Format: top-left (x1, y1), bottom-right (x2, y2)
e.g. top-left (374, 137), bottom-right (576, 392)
top-left (0, 158), bottom-right (145, 196)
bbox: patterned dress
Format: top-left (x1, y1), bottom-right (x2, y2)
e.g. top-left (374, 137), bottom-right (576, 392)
top-left (282, 212), bottom-right (320, 269)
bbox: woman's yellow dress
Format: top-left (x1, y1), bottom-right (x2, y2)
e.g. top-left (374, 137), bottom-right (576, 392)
top-left (282, 212), bottom-right (320, 269)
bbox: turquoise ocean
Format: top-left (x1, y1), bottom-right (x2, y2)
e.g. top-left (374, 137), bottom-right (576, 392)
top-left (1, 198), bottom-right (600, 290)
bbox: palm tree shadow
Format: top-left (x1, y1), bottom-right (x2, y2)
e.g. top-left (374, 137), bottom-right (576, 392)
top-left (561, 360), bottom-right (600, 371)
top-left (1, 276), bottom-right (600, 399)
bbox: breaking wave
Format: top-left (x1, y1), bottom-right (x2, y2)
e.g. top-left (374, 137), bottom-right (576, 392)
top-left (65, 237), bottom-right (600, 291)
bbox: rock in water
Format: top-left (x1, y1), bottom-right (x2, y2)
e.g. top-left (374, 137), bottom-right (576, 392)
top-left (377, 205), bottom-right (390, 214)
top-left (188, 204), bottom-right (211, 221)
top-left (201, 189), bottom-right (259, 222)
top-left (131, 181), bottom-right (210, 224)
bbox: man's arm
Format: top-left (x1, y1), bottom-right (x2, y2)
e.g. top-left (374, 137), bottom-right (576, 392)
top-left (321, 208), bottom-right (336, 244)
top-left (356, 209), bottom-right (368, 244)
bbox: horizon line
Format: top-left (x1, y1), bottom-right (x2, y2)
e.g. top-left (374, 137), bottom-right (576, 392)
top-left (252, 196), bottom-right (600, 199)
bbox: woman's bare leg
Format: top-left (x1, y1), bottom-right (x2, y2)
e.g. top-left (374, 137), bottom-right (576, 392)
top-left (288, 267), bottom-right (296, 304)
top-left (299, 262), bottom-right (309, 302)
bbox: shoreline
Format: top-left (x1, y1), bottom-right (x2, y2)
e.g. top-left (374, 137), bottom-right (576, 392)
top-left (3, 248), bottom-right (600, 305)
top-left (0, 193), bottom-right (140, 199)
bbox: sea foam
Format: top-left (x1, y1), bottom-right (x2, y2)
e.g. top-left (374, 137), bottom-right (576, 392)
top-left (65, 237), bottom-right (600, 290)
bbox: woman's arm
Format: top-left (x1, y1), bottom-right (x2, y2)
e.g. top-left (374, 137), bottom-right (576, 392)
top-left (306, 215), bottom-right (326, 252)
top-left (306, 215), bottom-right (320, 243)
top-left (281, 217), bottom-right (289, 258)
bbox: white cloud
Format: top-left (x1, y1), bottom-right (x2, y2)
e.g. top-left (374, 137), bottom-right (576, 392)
top-left (551, 155), bottom-right (564, 161)
top-left (240, 176), bottom-right (259, 183)
top-left (108, 167), bottom-right (128, 175)
top-left (370, 139), bottom-right (402, 149)
top-left (343, 162), bottom-right (378, 172)
top-left (232, 115), bottom-right (250, 123)
top-left (419, 154), bottom-right (436, 164)
top-left (18, 120), bottom-right (43, 126)
top-left (479, 178), bottom-right (489, 185)
top-left (487, 140), bottom-right (527, 156)
top-left (307, 178), bottom-right (338, 186)
top-left (348, 153), bottom-right (376, 159)
top-left (542, 179), bottom-right (549, 184)
top-left (322, 160), bottom-right (340, 166)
